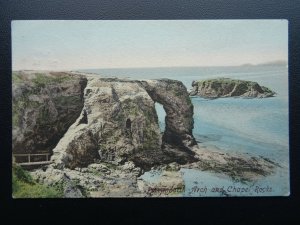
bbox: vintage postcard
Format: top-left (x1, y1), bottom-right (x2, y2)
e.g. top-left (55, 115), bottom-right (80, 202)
top-left (12, 20), bottom-right (289, 197)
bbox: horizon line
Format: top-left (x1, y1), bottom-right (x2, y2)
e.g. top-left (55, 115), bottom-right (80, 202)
top-left (13, 60), bottom-right (288, 72)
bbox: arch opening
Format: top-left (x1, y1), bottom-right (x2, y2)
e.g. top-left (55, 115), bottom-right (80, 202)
top-left (155, 102), bottom-right (166, 133)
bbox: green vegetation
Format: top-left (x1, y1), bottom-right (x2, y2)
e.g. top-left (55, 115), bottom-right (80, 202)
top-left (12, 72), bottom-right (23, 84)
top-left (13, 71), bottom-right (72, 89)
top-left (197, 78), bottom-right (253, 86)
top-left (196, 78), bottom-right (266, 89)
top-left (193, 77), bottom-right (276, 97)
top-left (12, 164), bottom-right (63, 198)
top-left (32, 73), bottom-right (72, 88)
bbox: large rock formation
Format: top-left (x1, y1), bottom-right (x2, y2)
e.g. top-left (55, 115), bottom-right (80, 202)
top-left (140, 79), bottom-right (197, 149)
top-left (13, 72), bottom-right (197, 170)
top-left (12, 71), bottom-right (279, 198)
top-left (51, 77), bottom-right (198, 170)
top-left (190, 78), bottom-right (276, 98)
top-left (12, 71), bottom-right (87, 155)
top-left (52, 76), bottom-right (165, 170)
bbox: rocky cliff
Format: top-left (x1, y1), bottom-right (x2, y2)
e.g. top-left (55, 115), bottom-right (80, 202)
top-left (190, 78), bottom-right (276, 98)
top-left (12, 71), bottom-right (87, 155)
top-left (13, 72), bottom-right (196, 170)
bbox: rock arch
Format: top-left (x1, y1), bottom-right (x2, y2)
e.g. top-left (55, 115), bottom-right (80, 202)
top-left (140, 79), bottom-right (197, 149)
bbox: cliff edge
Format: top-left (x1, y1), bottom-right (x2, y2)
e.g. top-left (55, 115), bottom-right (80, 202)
top-left (12, 71), bottom-right (87, 155)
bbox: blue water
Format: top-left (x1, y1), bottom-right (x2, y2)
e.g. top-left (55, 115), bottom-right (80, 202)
top-left (155, 102), bottom-right (166, 132)
top-left (80, 65), bottom-right (289, 196)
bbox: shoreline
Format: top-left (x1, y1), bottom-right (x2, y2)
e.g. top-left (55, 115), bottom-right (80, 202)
top-left (29, 141), bottom-right (282, 197)
top-left (12, 70), bottom-right (286, 197)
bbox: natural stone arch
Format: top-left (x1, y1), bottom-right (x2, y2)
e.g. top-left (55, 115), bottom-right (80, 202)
top-left (140, 79), bottom-right (197, 149)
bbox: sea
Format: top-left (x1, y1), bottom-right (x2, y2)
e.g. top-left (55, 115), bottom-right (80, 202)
top-left (80, 65), bottom-right (289, 197)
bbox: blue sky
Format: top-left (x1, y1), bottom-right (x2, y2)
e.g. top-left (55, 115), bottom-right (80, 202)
top-left (12, 20), bottom-right (288, 70)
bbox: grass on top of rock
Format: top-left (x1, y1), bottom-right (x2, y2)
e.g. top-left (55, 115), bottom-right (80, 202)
top-left (195, 78), bottom-right (274, 92)
top-left (12, 164), bottom-right (63, 198)
top-left (196, 78), bottom-right (255, 86)
top-left (12, 72), bottom-right (24, 84)
top-left (32, 73), bottom-right (72, 88)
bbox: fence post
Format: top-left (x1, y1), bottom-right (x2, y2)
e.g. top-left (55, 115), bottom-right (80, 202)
top-left (28, 154), bottom-right (30, 163)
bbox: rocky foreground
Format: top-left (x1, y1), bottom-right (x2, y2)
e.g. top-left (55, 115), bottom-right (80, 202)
top-left (189, 78), bottom-right (276, 98)
top-left (31, 145), bottom-right (279, 197)
top-left (12, 71), bottom-right (279, 197)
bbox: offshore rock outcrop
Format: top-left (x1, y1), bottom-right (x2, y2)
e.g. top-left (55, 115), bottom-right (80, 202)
top-left (190, 78), bottom-right (276, 98)
top-left (12, 71), bottom-right (87, 155)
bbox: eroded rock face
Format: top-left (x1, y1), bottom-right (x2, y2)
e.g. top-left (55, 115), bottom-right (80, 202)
top-left (13, 72), bottom-right (197, 170)
top-left (190, 78), bottom-right (276, 98)
top-left (51, 77), bottom-right (167, 170)
top-left (12, 71), bottom-right (87, 154)
top-left (140, 79), bottom-right (197, 148)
